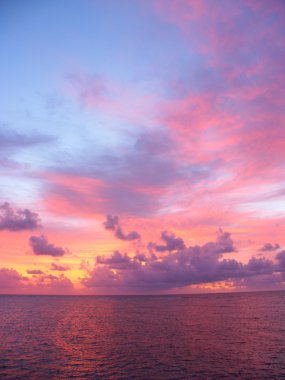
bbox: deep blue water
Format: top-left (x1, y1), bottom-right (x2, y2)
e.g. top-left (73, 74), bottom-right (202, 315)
top-left (1, 292), bottom-right (285, 379)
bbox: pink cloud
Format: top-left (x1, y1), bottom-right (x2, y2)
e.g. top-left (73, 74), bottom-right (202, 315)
top-left (0, 268), bottom-right (73, 294)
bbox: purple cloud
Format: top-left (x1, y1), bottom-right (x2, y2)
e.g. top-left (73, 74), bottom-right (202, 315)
top-left (246, 257), bottom-right (273, 274)
top-left (82, 230), bottom-right (285, 292)
top-left (104, 215), bottom-right (119, 230)
top-left (0, 268), bottom-right (27, 291)
top-left (0, 124), bottom-right (54, 149)
top-left (149, 230), bottom-right (185, 252)
top-left (29, 235), bottom-right (65, 257)
top-left (50, 263), bottom-right (69, 271)
top-left (104, 214), bottom-right (140, 241)
top-left (276, 251), bottom-right (285, 268)
top-left (0, 123), bottom-right (55, 169)
top-left (35, 273), bottom-right (74, 293)
top-left (259, 243), bottom-right (280, 252)
top-left (26, 269), bottom-right (44, 275)
top-left (96, 250), bottom-right (139, 270)
top-left (0, 267), bottom-right (74, 294)
top-left (214, 230), bottom-right (235, 253)
top-left (0, 202), bottom-right (41, 231)
top-left (50, 129), bottom-right (213, 216)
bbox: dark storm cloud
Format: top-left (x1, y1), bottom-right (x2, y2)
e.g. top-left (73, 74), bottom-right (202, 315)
top-left (0, 202), bottom-right (41, 231)
top-left (29, 235), bottom-right (65, 257)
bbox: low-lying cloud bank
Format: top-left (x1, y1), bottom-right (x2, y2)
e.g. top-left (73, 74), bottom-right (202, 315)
top-left (1, 222), bottom-right (285, 294)
top-left (82, 230), bottom-right (285, 292)
top-left (0, 268), bottom-right (73, 294)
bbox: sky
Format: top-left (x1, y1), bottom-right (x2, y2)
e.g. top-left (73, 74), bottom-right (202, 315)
top-left (1, 0), bottom-right (285, 294)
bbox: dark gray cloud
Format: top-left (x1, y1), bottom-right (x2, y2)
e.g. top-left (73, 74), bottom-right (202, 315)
top-left (82, 230), bottom-right (285, 292)
top-left (104, 215), bottom-right (140, 241)
top-left (29, 235), bottom-right (65, 257)
top-left (259, 243), bottom-right (280, 252)
top-left (0, 202), bottom-right (41, 231)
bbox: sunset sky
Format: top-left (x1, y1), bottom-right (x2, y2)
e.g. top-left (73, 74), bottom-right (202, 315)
top-left (1, 0), bottom-right (285, 294)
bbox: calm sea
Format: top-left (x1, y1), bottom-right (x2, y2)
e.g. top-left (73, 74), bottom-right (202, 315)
top-left (1, 292), bottom-right (285, 379)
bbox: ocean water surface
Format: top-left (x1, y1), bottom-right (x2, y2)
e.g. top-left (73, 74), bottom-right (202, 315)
top-left (1, 291), bottom-right (285, 379)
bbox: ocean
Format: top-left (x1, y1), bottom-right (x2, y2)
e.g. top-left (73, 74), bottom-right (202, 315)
top-left (1, 292), bottom-right (285, 379)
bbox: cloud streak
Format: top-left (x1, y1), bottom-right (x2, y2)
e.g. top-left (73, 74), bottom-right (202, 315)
top-left (50, 263), bottom-right (69, 271)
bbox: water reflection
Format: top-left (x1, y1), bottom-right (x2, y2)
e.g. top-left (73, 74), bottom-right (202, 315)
top-left (1, 292), bottom-right (285, 379)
